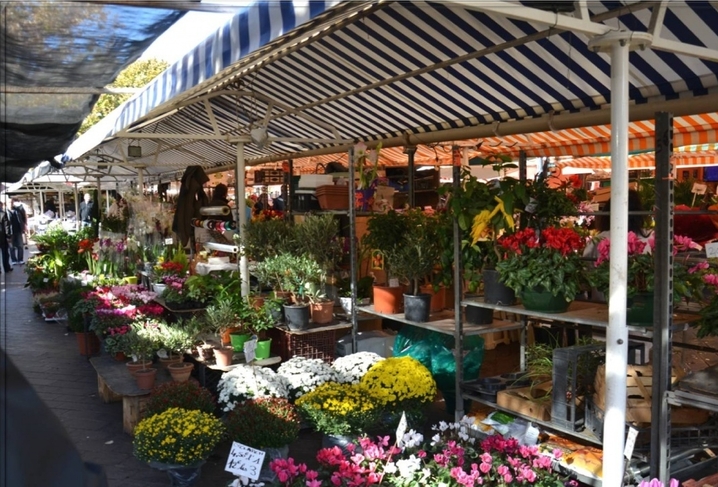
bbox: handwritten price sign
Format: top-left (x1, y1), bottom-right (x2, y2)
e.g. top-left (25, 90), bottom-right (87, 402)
top-left (225, 442), bottom-right (266, 480)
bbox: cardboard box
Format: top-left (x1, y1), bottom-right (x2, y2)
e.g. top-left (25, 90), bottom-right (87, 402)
top-left (496, 384), bottom-right (552, 422)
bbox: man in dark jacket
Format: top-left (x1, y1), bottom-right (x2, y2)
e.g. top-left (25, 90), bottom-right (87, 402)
top-left (9, 198), bottom-right (26, 264)
top-left (0, 201), bottom-right (14, 272)
top-left (79, 193), bottom-right (94, 226)
top-left (172, 166), bottom-right (209, 247)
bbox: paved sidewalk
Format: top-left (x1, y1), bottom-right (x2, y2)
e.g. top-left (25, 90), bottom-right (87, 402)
top-left (0, 264), bottom-right (329, 487)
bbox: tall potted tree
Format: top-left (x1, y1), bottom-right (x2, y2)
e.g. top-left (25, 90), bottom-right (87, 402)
top-left (385, 209), bottom-right (441, 322)
top-left (280, 254), bottom-right (322, 331)
top-left (362, 210), bottom-right (409, 314)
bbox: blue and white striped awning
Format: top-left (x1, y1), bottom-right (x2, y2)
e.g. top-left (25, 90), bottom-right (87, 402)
top-left (63, 0), bottom-right (718, 181)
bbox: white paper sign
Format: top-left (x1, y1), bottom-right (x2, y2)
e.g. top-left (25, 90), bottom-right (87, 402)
top-left (395, 412), bottom-right (408, 446)
top-left (388, 278), bottom-right (400, 288)
top-left (624, 426), bottom-right (639, 459)
top-left (244, 338), bottom-right (257, 363)
top-left (225, 442), bottom-right (266, 480)
top-left (706, 242), bottom-right (718, 259)
top-left (164, 237), bottom-right (174, 245)
top-left (692, 182), bottom-right (707, 195)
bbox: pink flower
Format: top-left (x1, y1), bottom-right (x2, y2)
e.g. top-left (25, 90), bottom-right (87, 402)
top-left (503, 473), bottom-right (513, 483)
top-left (689, 261), bottom-right (709, 274)
top-left (479, 462), bottom-right (491, 474)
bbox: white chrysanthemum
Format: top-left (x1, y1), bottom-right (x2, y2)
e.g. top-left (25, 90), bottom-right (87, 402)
top-left (277, 356), bottom-right (338, 400)
top-left (396, 455), bottom-right (422, 478)
top-left (217, 364), bottom-right (290, 411)
top-left (332, 352), bottom-right (384, 384)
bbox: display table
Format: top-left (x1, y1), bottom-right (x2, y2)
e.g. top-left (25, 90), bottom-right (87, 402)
top-left (269, 321), bottom-right (352, 363)
top-left (89, 355), bottom-right (171, 435)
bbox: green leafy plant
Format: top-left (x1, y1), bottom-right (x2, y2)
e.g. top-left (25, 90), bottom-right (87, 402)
top-left (133, 407), bottom-right (224, 466)
top-left (294, 213), bottom-right (344, 273)
top-left (225, 397), bottom-right (301, 449)
top-left (496, 226), bottom-right (590, 300)
top-left (237, 218), bottom-right (297, 262)
top-left (144, 381), bottom-right (217, 418)
top-left (158, 321), bottom-right (200, 358)
top-left (362, 210), bottom-right (410, 282)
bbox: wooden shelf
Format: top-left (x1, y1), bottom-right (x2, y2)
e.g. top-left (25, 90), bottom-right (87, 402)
top-left (357, 306), bottom-right (524, 336)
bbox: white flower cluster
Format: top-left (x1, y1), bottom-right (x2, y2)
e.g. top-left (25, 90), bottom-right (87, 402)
top-left (430, 417), bottom-right (476, 446)
top-left (217, 365), bottom-right (290, 412)
top-left (331, 351), bottom-right (384, 384)
top-left (277, 357), bottom-right (338, 400)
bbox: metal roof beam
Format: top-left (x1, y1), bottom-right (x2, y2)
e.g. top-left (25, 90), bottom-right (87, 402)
top-left (651, 38), bottom-right (718, 64)
top-left (457, 1), bottom-right (613, 36)
top-left (4, 86), bottom-right (140, 95)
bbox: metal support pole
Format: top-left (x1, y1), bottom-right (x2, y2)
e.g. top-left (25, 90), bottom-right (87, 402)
top-left (137, 166), bottom-right (145, 192)
top-left (74, 183), bottom-right (80, 231)
top-left (39, 191), bottom-right (44, 215)
top-left (348, 147), bottom-right (358, 353)
top-left (588, 30), bottom-right (652, 486)
top-left (651, 111), bottom-right (674, 481)
top-left (452, 147), bottom-right (464, 422)
top-left (405, 145), bottom-right (417, 208)
top-left (235, 143), bottom-right (249, 297)
top-left (285, 160), bottom-right (293, 219)
top-left (105, 189), bottom-right (110, 214)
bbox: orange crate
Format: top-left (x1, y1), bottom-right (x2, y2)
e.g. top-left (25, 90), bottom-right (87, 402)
top-left (315, 185), bottom-right (349, 210)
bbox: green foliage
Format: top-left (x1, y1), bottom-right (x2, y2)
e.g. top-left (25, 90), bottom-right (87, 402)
top-left (254, 253), bottom-right (322, 302)
top-left (204, 289), bottom-right (250, 337)
top-left (385, 210), bottom-right (442, 295)
top-left (294, 214), bottom-right (344, 273)
top-left (362, 210), bottom-right (410, 280)
top-left (524, 172), bottom-right (578, 229)
top-left (78, 58), bottom-right (168, 135)
top-left (183, 271), bottom-right (233, 305)
top-left (225, 397), bottom-right (300, 448)
top-left (159, 321), bottom-right (200, 356)
top-left (238, 218), bottom-right (297, 262)
top-left (144, 381), bottom-right (217, 418)
top-left (59, 279), bottom-right (94, 332)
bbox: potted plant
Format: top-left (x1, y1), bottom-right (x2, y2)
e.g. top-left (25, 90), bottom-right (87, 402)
top-left (594, 232), bottom-right (704, 325)
top-left (204, 296), bottom-right (248, 366)
top-left (133, 407), bottom-right (225, 484)
top-left (385, 209), bottom-right (441, 322)
top-left (276, 356), bottom-right (338, 402)
top-left (295, 382), bottom-right (381, 445)
top-left (337, 275), bottom-right (373, 317)
top-left (495, 226), bottom-right (589, 313)
top-left (243, 301), bottom-right (278, 360)
top-left (144, 381), bottom-right (217, 418)
top-left (237, 217), bottom-right (297, 263)
top-left (278, 253), bottom-right (322, 331)
top-left (217, 364), bottom-right (290, 412)
top-left (294, 213), bottom-right (344, 301)
top-left (253, 253), bottom-right (294, 301)
top-left (158, 322), bottom-right (199, 382)
top-left (125, 319), bottom-right (162, 389)
top-left (63, 281), bottom-right (101, 356)
top-left (362, 210), bottom-right (410, 313)
top-left (225, 397), bottom-right (301, 482)
top-left (359, 356), bottom-right (437, 430)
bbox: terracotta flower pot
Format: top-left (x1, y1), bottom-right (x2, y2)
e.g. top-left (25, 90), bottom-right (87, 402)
top-left (168, 362), bottom-right (194, 383)
top-left (75, 332), bottom-right (100, 356)
top-left (126, 360), bottom-right (154, 377)
top-left (372, 285), bottom-right (404, 314)
top-left (420, 284), bottom-right (445, 313)
top-left (213, 347), bottom-right (235, 367)
top-left (134, 367), bottom-right (157, 390)
top-left (310, 300), bottom-right (334, 324)
top-left (158, 355), bottom-right (184, 369)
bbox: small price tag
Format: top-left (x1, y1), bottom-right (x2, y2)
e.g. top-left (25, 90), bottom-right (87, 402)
top-left (706, 242), bottom-right (718, 258)
top-left (164, 237), bottom-right (174, 245)
top-left (156, 349), bottom-right (168, 359)
top-left (395, 412), bottom-right (408, 446)
top-left (244, 338), bottom-right (257, 363)
top-left (704, 448), bottom-right (716, 458)
top-left (225, 442), bottom-right (266, 480)
top-left (388, 278), bottom-right (400, 288)
top-left (692, 182), bottom-right (707, 195)
top-left (624, 426), bottom-right (639, 459)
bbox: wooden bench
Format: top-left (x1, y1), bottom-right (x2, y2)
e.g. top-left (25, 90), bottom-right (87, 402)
top-left (90, 356), bottom-right (172, 435)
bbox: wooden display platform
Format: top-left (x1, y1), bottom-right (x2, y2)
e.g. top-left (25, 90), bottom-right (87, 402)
top-left (90, 355), bottom-right (172, 435)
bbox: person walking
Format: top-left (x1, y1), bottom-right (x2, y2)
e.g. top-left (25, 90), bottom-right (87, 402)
top-left (8, 198), bottom-right (26, 265)
top-left (79, 193), bottom-right (94, 227)
top-left (0, 201), bottom-right (13, 273)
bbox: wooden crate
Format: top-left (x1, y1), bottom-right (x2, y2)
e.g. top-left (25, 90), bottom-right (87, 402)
top-left (593, 364), bottom-right (709, 425)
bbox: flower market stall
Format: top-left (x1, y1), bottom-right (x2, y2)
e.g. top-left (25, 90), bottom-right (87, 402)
top-left (11, 1), bottom-right (718, 485)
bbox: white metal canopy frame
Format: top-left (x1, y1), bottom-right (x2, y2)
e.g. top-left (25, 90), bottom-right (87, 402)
top-left (47, 1), bottom-right (718, 483)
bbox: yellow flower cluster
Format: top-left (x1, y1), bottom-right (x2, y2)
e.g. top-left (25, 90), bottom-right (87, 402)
top-left (296, 382), bottom-right (376, 417)
top-left (133, 407), bottom-right (225, 465)
top-left (360, 356), bottom-right (437, 408)
top-left (470, 196), bottom-right (515, 244)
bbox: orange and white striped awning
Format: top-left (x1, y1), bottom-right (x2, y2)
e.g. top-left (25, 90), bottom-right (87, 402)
top-left (558, 151), bottom-right (718, 171)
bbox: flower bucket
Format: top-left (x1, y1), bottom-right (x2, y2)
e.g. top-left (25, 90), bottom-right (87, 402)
top-left (259, 445), bottom-right (290, 483)
top-left (75, 332), bottom-right (101, 356)
top-left (255, 339), bottom-right (272, 360)
top-left (149, 460), bottom-right (204, 487)
top-left (627, 292), bottom-right (654, 326)
top-left (403, 293), bottom-right (432, 323)
top-left (520, 286), bottom-right (571, 313)
top-left (229, 332), bottom-right (252, 352)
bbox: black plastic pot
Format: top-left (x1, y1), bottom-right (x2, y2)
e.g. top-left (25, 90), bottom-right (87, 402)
top-left (403, 293), bottom-right (431, 323)
top-left (283, 303), bottom-right (310, 331)
top-left (464, 303), bottom-right (494, 325)
top-left (482, 269), bottom-right (516, 305)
